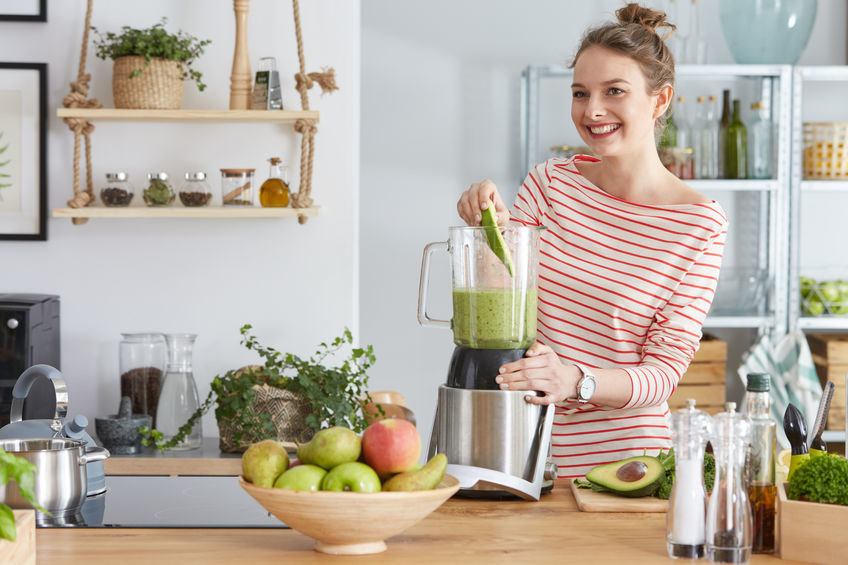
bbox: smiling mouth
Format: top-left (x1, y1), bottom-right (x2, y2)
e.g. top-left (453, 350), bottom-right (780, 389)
top-left (586, 124), bottom-right (621, 136)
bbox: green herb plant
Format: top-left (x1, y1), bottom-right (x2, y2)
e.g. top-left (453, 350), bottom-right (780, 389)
top-left (787, 454), bottom-right (848, 505)
top-left (0, 131), bottom-right (10, 201)
top-left (92, 18), bottom-right (211, 91)
top-left (142, 325), bottom-right (377, 451)
top-left (143, 177), bottom-right (174, 206)
top-left (0, 448), bottom-right (49, 541)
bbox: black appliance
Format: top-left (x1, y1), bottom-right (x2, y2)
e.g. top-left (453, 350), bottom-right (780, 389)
top-left (0, 293), bottom-right (60, 427)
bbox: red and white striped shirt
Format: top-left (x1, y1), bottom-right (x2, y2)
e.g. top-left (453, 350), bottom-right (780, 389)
top-left (510, 156), bottom-right (728, 479)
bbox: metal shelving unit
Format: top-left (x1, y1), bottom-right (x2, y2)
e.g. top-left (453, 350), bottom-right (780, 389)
top-left (520, 64), bottom-right (792, 334)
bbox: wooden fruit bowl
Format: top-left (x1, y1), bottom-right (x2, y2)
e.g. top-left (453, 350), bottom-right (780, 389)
top-left (238, 474), bottom-right (460, 555)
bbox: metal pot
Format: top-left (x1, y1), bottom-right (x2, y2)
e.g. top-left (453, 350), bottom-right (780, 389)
top-left (0, 438), bottom-right (110, 515)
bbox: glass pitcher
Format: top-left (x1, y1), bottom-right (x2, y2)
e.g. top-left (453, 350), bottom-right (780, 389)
top-left (418, 225), bottom-right (546, 349)
top-left (155, 333), bottom-right (202, 450)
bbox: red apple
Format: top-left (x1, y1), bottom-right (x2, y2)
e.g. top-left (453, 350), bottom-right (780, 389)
top-left (361, 419), bottom-right (421, 475)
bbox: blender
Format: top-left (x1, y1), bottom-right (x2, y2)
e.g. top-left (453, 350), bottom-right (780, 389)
top-left (418, 224), bottom-right (556, 500)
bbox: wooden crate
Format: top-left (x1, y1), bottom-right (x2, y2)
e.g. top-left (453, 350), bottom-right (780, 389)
top-left (777, 482), bottom-right (847, 565)
top-left (806, 334), bottom-right (848, 430)
top-left (668, 335), bottom-right (727, 415)
top-left (0, 510), bottom-right (35, 565)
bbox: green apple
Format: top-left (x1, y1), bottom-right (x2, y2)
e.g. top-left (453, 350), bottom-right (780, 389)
top-left (819, 281), bottom-right (840, 303)
top-left (320, 462), bottom-right (381, 492)
top-left (273, 464), bottom-right (327, 491)
top-left (803, 296), bottom-right (825, 317)
top-left (800, 276), bottom-right (816, 298)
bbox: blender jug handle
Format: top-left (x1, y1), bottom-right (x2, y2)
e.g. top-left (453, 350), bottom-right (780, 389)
top-left (418, 241), bottom-right (451, 328)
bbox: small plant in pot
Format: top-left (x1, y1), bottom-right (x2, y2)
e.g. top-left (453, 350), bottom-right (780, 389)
top-left (0, 448), bottom-right (48, 542)
top-left (92, 18), bottom-right (211, 110)
top-left (142, 325), bottom-right (378, 453)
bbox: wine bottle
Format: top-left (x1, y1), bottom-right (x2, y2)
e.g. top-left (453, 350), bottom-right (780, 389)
top-left (724, 99), bottom-right (748, 179)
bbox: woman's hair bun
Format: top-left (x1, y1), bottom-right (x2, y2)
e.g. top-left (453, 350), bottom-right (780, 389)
top-left (616, 2), bottom-right (676, 39)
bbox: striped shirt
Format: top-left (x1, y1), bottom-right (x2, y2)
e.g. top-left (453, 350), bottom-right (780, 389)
top-left (510, 155), bottom-right (728, 479)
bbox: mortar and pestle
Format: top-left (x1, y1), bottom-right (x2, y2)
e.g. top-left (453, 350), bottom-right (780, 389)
top-left (95, 396), bottom-right (152, 454)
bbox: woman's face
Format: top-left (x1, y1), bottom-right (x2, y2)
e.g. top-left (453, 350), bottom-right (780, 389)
top-left (571, 45), bottom-right (670, 158)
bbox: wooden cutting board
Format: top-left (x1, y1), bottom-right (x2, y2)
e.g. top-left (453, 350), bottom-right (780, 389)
top-left (568, 480), bottom-right (668, 512)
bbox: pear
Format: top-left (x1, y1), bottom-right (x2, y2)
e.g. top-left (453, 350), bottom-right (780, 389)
top-left (296, 426), bottom-right (361, 470)
top-left (242, 439), bottom-right (290, 487)
top-left (382, 453), bottom-right (447, 492)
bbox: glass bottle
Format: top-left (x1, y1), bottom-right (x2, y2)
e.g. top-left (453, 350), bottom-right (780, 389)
top-left (743, 374), bottom-right (776, 554)
top-left (660, 101), bottom-right (678, 148)
top-left (119, 333), bottom-right (166, 427)
top-left (101, 172), bottom-right (135, 207)
top-left (667, 399), bottom-right (712, 559)
top-left (698, 95), bottom-right (720, 179)
top-left (259, 157), bottom-right (290, 207)
top-left (748, 102), bottom-right (772, 179)
top-left (723, 99), bottom-right (748, 179)
top-left (706, 402), bottom-right (753, 564)
top-left (156, 333), bottom-right (202, 450)
top-left (718, 89), bottom-right (731, 177)
top-left (675, 96), bottom-right (690, 151)
top-left (179, 172), bottom-right (212, 207)
top-left (685, 0), bottom-right (707, 64)
top-left (143, 172), bottom-right (175, 207)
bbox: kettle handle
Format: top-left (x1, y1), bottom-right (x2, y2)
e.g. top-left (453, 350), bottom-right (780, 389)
top-left (10, 364), bottom-right (68, 423)
top-left (418, 241), bottom-right (451, 328)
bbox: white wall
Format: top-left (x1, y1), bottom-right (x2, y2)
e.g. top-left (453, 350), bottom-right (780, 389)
top-left (0, 0), bottom-right (360, 436)
top-left (361, 0), bottom-right (847, 454)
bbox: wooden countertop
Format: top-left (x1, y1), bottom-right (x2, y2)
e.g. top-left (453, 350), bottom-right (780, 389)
top-left (36, 479), bottom-right (804, 564)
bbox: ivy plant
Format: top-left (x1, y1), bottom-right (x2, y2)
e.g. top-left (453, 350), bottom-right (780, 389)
top-left (142, 325), bottom-right (377, 451)
top-left (91, 18), bottom-right (211, 91)
top-left (0, 448), bottom-right (49, 541)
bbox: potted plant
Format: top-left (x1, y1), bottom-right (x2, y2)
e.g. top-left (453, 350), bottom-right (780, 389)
top-left (142, 325), bottom-right (378, 453)
top-left (0, 448), bottom-right (47, 544)
top-left (92, 18), bottom-right (211, 110)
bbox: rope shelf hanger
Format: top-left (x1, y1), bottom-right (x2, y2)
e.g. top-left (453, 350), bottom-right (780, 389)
top-left (63, 0), bottom-right (338, 225)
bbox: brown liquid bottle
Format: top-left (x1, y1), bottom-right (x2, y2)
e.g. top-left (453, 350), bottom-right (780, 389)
top-left (259, 157), bottom-right (290, 207)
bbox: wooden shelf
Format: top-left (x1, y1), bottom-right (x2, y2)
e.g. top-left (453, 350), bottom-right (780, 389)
top-left (52, 206), bottom-right (321, 219)
top-left (55, 108), bottom-right (319, 123)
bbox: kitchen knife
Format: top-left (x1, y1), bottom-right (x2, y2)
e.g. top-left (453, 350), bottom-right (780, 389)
top-left (809, 381), bottom-right (835, 457)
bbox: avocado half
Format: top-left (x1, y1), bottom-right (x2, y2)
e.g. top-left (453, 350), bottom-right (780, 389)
top-left (585, 455), bottom-right (665, 498)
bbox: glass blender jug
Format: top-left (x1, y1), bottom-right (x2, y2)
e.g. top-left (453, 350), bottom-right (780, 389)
top-left (418, 224), bottom-right (545, 389)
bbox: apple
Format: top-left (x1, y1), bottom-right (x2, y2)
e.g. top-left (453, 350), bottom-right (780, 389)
top-left (273, 464), bottom-right (327, 491)
top-left (819, 281), bottom-right (840, 303)
top-left (320, 462), bottom-right (381, 492)
top-left (361, 419), bottom-right (421, 475)
top-left (800, 276), bottom-right (816, 298)
top-left (242, 440), bottom-right (289, 487)
top-left (803, 296), bottom-right (825, 317)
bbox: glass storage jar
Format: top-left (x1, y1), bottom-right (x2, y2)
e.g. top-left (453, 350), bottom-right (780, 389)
top-left (221, 168), bottom-right (255, 206)
top-left (143, 172), bottom-right (175, 206)
top-left (119, 332), bottom-right (166, 427)
top-left (179, 172), bottom-right (212, 207)
top-left (100, 172), bottom-right (135, 207)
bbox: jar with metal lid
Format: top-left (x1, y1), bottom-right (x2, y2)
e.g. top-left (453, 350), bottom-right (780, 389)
top-left (100, 172), bottom-right (135, 207)
top-left (143, 172), bottom-right (175, 206)
top-left (220, 168), bottom-right (255, 206)
top-left (179, 172), bottom-right (212, 207)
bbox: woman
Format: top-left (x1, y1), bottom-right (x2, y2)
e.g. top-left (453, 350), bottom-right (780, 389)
top-left (457, 3), bottom-right (727, 479)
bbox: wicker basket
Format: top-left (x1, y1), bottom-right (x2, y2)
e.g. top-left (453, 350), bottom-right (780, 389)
top-left (803, 122), bottom-right (848, 180)
top-left (112, 56), bottom-right (183, 110)
top-left (217, 383), bottom-right (315, 453)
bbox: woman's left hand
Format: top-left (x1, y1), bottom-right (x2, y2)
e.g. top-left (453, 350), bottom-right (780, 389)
top-left (495, 342), bottom-right (580, 405)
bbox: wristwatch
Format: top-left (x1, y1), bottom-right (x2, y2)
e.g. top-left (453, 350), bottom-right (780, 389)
top-left (567, 365), bottom-right (596, 403)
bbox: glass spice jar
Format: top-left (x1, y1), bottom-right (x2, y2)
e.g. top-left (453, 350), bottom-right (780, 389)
top-left (143, 172), bottom-right (175, 206)
top-left (179, 172), bottom-right (212, 207)
top-left (221, 168), bottom-right (255, 206)
top-left (100, 172), bottom-right (135, 207)
top-left (119, 332), bottom-right (166, 428)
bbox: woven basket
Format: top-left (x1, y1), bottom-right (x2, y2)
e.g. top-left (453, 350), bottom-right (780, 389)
top-left (217, 383), bottom-right (315, 453)
top-left (803, 122), bottom-right (848, 180)
top-left (112, 56), bottom-right (183, 110)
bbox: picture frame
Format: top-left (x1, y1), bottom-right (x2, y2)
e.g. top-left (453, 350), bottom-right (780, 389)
top-left (0, 0), bottom-right (46, 22)
top-left (0, 63), bottom-right (47, 240)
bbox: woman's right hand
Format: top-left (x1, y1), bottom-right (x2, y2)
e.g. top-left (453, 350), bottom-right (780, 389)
top-left (457, 179), bottom-right (509, 226)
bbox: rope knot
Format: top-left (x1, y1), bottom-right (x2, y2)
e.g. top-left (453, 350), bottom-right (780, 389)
top-left (295, 72), bottom-right (314, 93)
top-left (294, 119), bottom-right (317, 137)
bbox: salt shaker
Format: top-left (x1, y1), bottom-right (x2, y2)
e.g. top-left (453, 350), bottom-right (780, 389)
top-left (706, 402), bottom-right (753, 564)
top-left (667, 398), bottom-right (712, 559)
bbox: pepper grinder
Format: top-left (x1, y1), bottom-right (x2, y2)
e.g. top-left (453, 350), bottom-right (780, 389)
top-left (667, 398), bottom-right (712, 559)
top-left (706, 402), bottom-right (753, 564)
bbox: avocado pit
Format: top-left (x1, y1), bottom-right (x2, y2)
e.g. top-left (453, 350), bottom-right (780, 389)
top-left (616, 460), bottom-right (648, 482)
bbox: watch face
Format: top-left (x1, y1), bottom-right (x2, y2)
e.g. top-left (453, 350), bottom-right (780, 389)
top-left (580, 376), bottom-right (596, 400)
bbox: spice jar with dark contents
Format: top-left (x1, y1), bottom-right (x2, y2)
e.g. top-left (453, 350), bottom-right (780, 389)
top-left (100, 172), bottom-right (135, 207)
top-left (179, 172), bottom-right (212, 207)
top-left (119, 332), bottom-right (166, 427)
top-left (144, 172), bottom-right (175, 206)
top-left (221, 168), bottom-right (255, 206)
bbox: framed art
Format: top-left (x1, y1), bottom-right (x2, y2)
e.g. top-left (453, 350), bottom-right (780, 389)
top-left (0, 63), bottom-right (47, 240)
top-left (0, 0), bottom-right (46, 22)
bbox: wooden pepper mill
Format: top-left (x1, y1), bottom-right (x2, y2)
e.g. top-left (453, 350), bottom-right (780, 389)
top-left (229, 0), bottom-right (252, 110)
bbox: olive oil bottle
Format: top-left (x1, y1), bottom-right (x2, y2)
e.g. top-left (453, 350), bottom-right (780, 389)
top-left (259, 157), bottom-right (290, 207)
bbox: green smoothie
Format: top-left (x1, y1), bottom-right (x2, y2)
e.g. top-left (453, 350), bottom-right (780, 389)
top-left (452, 288), bottom-right (538, 349)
